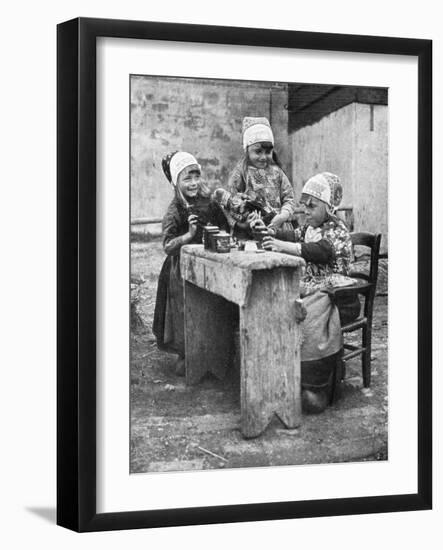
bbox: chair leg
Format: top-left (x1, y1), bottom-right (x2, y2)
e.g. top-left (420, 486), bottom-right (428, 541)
top-left (362, 326), bottom-right (371, 388)
top-left (340, 352), bottom-right (346, 381)
top-left (329, 358), bottom-right (337, 405)
top-left (330, 348), bottom-right (344, 405)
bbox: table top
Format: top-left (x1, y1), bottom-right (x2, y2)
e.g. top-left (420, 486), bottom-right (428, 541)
top-left (181, 244), bottom-right (305, 272)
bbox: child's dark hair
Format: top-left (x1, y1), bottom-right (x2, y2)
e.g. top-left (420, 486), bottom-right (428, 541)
top-left (271, 150), bottom-right (284, 171)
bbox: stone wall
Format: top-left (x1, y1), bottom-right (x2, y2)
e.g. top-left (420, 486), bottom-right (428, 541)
top-left (131, 76), bottom-right (290, 222)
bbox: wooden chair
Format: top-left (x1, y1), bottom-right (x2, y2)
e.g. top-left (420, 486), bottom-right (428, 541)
top-left (328, 232), bottom-right (382, 404)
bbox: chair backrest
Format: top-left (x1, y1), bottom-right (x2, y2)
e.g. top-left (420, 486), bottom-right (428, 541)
top-left (350, 232), bottom-right (382, 287)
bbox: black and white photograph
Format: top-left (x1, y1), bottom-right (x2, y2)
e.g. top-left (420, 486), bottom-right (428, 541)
top-left (129, 75), bottom-right (388, 473)
top-left (1, 0), bottom-right (439, 543)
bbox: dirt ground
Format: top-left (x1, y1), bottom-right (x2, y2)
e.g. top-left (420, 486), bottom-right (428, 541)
top-left (130, 240), bottom-right (388, 473)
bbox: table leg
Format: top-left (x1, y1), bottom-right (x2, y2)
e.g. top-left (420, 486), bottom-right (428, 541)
top-left (239, 268), bottom-right (302, 438)
top-left (184, 281), bottom-right (234, 384)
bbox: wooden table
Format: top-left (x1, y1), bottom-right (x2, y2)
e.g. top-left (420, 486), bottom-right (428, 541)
top-left (181, 244), bottom-right (305, 438)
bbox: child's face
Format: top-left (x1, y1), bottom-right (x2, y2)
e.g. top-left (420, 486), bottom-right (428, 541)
top-left (247, 142), bottom-right (273, 169)
top-left (177, 164), bottom-right (201, 199)
top-left (302, 196), bottom-right (329, 227)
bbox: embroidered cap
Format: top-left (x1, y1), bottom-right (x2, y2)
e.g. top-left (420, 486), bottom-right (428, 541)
top-left (242, 117), bottom-right (274, 150)
top-left (301, 172), bottom-right (343, 208)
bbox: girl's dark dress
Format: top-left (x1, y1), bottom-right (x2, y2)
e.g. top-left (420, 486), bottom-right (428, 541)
top-left (153, 195), bottom-right (228, 357)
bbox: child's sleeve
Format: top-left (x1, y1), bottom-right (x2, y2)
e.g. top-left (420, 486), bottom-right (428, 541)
top-left (275, 228), bottom-right (296, 242)
top-left (279, 170), bottom-right (296, 218)
top-left (209, 201), bottom-right (230, 232)
top-left (300, 220), bottom-right (352, 269)
top-left (224, 210), bottom-right (239, 231)
top-left (277, 223), bottom-right (334, 264)
top-left (300, 240), bottom-right (334, 264)
top-left (322, 221), bottom-right (353, 274)
top-left (227, 162), bottom-right (246, 194)
top-left (162, 205), bottom-right (186, 256)
top-left (275, 225), bottom-right (303, 242)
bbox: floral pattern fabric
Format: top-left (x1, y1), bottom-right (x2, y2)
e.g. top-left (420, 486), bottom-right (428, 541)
top-left (294, 216), bottom-right (354, 295)
top-left (228, 160), bottom-right (296, 219)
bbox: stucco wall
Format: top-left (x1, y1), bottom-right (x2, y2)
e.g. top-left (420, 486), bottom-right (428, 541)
top-left (290, 102), bottom-right (388, 252)
top-left (131, 76), bottom-right (289, 221)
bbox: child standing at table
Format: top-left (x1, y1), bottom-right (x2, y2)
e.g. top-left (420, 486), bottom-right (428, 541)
top-left (224, 116), bottom-right (296, 239)
top-left (152, 151), bottom-right (228, 375)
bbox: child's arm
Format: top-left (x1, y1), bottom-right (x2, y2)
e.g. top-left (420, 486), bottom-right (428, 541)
top-left (227, 162), bottom-right (246, 194)
top-left (262, 237), bottom-right (301, 255)
top-left (251, 219), bottom-right (300, 242)
top-left (209, 201), bottom-right (231, 233)
top-left (322, 220), bottom-right (353, 274)
top-left (263, 234), bottom-right (334, 263)
top-left (279, 171), bottom-right (296, 217)
top-left (226, 164), bottom-right (255, 232)
top-left (299, 240), bottom-right (334, 263)
top-left (268, 170), bottom-right (296, 230)
top-left (162, 206), bottom-right (198, 256)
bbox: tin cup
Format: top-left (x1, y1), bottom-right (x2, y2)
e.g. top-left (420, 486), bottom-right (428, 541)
top-left (252, 227), bottom-right (269, 249)
top-left (213, 231), bottom-right (231, 253)
top-left (203, 225), bottom-right (219, 250)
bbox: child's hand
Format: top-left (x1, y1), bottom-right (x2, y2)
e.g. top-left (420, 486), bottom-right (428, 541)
top-left (262, 235), bottom-right (283, 252)
top-left (268, 213), bottom-right (287, 231)
top-left (246, 211), bottom-right (259, 226)
top-left (263, 236), bottom-right (301, 256)
top-left (250, 217), bottom-right (266, 230)
top-left (187, 214), bottom-right (199, 238)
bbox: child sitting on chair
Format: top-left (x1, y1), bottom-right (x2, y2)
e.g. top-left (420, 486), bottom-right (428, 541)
top-left (262, 172), bottom-right (354, 291)
top-left (255, 172), bottom-right (359, 413)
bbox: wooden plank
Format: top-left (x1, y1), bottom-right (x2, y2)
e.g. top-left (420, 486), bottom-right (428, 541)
top-left (182, 254), bottom-right (251, 306)
top-left (181, 245), bottom-right (305, 271)
top-left (184, 281), bottom-right (235, 384)
top-left (288, 85), bottom-right (388, 132)
top-left (240, 268), bottom-right (302, 438)
top-left (355, 87), bottom-right (388, 106)
top-left (288, 84), bottom-right (338, 111)
top-left (181, 245), bottom-right (305, 307)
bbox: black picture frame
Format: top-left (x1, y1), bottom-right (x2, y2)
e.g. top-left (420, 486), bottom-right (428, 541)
top-left (57, 17), bottom-right (432, 532)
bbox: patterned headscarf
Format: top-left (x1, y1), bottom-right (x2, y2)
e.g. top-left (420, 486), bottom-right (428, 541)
top-left (161, 151), bottom-right (201, 186)
top-left (301, 172), bottom-right (343, 211)
top-left (242, 117), bottom-right (274, 150)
